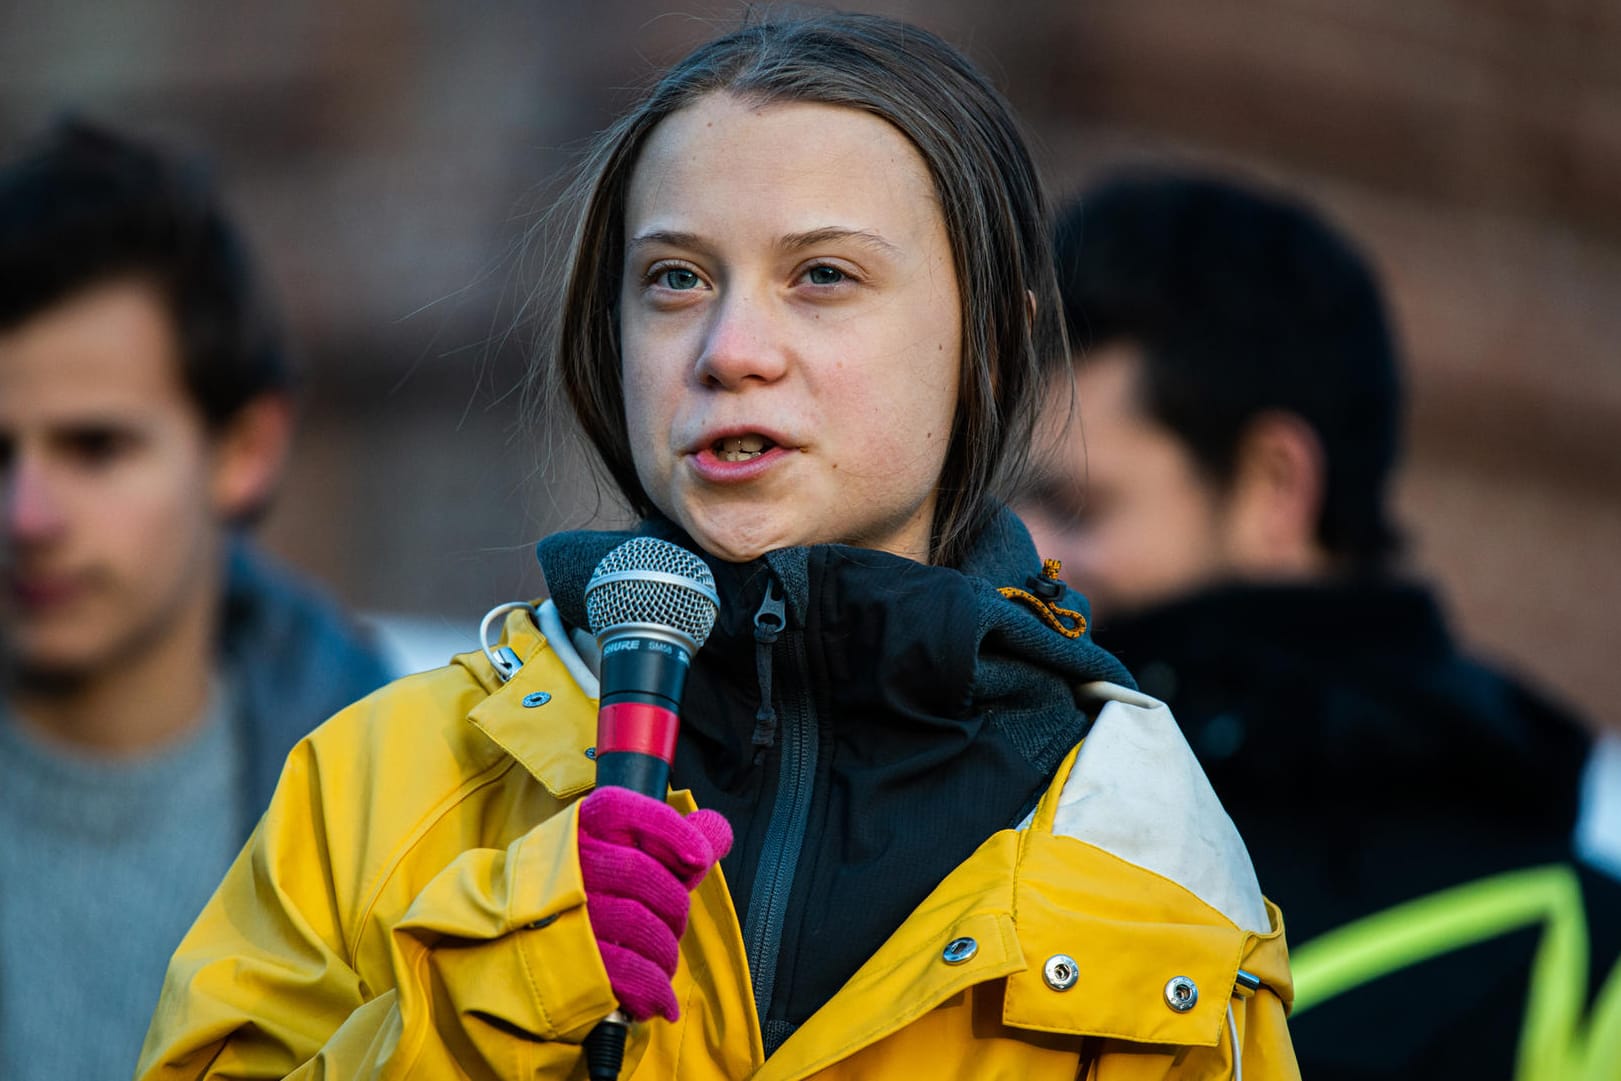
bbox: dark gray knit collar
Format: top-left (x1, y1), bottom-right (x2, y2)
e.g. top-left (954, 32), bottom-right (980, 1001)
top-left (535, 506), bottom-right (1135, 700)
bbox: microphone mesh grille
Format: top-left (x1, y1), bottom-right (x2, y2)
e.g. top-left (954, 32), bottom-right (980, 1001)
top-left (585, 537), bottom-right (719, 647)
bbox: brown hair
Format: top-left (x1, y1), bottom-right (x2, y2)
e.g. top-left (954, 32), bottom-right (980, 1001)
top-left (544, 10), bottom-right (1065, 565)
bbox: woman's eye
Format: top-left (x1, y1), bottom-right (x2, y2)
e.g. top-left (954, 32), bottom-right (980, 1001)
top-left (659, 267), bottom-right (701, 290)
top-left (805, 265), bottom-right (845, 286)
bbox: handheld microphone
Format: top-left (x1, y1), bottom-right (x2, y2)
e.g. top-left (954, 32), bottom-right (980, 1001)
top-left (585, 537), bottom-right (719, 795)
top-left (581, 537), bottom-right (718, 1080)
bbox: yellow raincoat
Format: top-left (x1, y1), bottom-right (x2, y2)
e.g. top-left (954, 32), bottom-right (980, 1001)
top-left (137, 606), bottom-right (1298, 1080)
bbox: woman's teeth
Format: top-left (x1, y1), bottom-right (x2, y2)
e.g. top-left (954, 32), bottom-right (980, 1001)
top-left (716, 435), bottom-right (771, 462)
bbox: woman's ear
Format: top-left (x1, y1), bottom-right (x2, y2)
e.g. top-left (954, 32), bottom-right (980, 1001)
top-left (209, 393), bottom-right (294, 522)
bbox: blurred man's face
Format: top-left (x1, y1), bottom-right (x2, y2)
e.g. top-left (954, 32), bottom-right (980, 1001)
top-left (0, 280), bottom-right (224, 682)
top-left (1016, 345), bottom-right (1234, 622)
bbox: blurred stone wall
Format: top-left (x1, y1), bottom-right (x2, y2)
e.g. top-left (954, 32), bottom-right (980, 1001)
top-left (2, 0), bottom-right (1615, 729)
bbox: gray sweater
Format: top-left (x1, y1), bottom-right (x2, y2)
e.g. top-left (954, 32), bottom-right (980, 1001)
top-left (0, 690), bottom-right (241, 1081)
top-left (0, 541), bottom-right (393, 1079)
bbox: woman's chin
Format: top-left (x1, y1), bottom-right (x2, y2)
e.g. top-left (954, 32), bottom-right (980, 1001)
top-left (676, 511), bottom-right (801, 564)
top-left (686, 533), bottom-right (783, 565)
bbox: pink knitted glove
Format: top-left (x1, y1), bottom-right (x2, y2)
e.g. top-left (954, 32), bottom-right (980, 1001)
top-left (577, 786), bottom-right (733, 1023)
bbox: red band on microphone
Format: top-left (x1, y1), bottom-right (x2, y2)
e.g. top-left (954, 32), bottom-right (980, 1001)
top-left (596, 702), bottom-right (680, 763)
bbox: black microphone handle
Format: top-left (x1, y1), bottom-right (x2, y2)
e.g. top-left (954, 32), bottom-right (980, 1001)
top-left (585, 1018), bottom-right (629, 1081)
top-left (585, 641), bottom-right (694, 1080)
top-left (594, 750), bottom-right (669, 798)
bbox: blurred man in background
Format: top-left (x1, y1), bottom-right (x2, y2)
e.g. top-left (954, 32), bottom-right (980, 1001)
top-left (0, 120), bottom-right (391, 1078)
top-left (1017, 171), bottom-right (1620, 1079)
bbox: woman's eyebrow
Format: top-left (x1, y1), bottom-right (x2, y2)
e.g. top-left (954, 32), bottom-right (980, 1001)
top-left (626, 229), bottom-right (709, 257)
top-left (625, 226), bottom-right (901, 258)
top-left (780, 227), bottom-right (900, 256)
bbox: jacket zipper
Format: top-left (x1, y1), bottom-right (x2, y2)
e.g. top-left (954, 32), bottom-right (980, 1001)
top-left (742, 581), bottom-right (818, 1055)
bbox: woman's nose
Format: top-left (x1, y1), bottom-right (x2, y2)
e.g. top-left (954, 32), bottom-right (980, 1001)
top-left (694, 292), bottom-right (789, 389)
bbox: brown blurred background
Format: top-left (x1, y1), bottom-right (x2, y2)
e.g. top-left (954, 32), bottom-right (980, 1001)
top-left (2, 0), bottom-right (1616, 731)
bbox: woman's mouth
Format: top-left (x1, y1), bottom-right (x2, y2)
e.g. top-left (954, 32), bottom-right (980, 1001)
top-left (688, 431), bottom-right (791, 482)
top-left (714, 434), bottom-right (777, 462)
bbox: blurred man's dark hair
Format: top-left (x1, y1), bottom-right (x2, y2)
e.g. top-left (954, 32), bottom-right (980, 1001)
top-left (0, 118), bottom-right (289, 428)
top-left (1054, 172), bottom-right (1402, 567)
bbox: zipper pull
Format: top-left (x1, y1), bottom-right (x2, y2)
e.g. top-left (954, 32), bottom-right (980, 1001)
top-left (750, 582), bottom-right (785, 764)
top-left (753, 581), bottom-right (786, 643)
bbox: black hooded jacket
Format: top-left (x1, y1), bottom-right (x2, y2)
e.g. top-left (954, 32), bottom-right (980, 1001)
top-left (1098, 580), bottom-right (1616, 1080)
top-left (538, 509), bottom-right (1133, 1055)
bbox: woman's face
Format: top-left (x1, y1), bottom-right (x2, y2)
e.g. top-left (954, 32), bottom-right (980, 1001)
top-left (619, 93), bottom-right (961, 564)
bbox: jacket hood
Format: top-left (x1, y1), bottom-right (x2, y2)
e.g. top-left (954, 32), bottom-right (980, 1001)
top-left (536, 506), bottom-right (1134, 721)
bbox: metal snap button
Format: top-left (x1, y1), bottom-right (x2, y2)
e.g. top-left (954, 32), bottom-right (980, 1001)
top-left (1043, 954), bottom-right (1079, 991)
top-left (522, 691), bottom-right (551, 708)
top-left (942, 937), bottom-right (978, 964)
top-left (1164, 975), bottom-right (1198, 1012)
top-left (584, 747), bottom-right (597, 760)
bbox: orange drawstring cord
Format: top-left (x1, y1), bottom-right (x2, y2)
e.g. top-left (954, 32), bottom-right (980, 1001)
top-left (998, 558), bottom-right (1087, 639)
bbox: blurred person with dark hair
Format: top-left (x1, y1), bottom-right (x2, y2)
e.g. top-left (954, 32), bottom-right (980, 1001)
top-left (0, 119), bottom-right (391, 1079)
top-left (1017, 170), bottom-right (1621, 1079)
